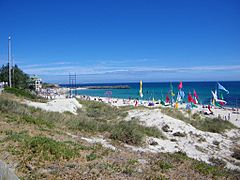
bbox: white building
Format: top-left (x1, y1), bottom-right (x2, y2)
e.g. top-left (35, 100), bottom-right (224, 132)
top-left (29, 75), bottom-right (42, 92)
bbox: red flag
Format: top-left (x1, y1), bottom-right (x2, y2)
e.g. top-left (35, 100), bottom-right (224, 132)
top-left (166, 95), bottom-right (170, 103)
top-left (188, 93), bottom-right (197, 104)
top-left (219, 101), bottom-right (225, 106)
top-left (178, 81), bottom-right (183, 90)
top-left (193, 90), bottom-right (198, 99)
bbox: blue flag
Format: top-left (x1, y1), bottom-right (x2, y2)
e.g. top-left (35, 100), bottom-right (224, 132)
top-left (218, 83), bottom-right (229, 94)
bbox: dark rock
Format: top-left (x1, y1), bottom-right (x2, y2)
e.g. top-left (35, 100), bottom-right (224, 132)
top-left (213, 140), bottom-right (220, 146)
top-left (149, 140), bottom-right (158, 146)
top-left (26, 164), bottom-right (34, 171)
top-left (232, 148), bottom-right (240, 160)
top-left (173, 132), bottom-right (186, 137)
top-left (162, 124), bottom-right (170, 132)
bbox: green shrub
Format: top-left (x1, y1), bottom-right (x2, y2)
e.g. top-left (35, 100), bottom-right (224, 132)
top-left (86, 153), bottom-right (97, 161)
top-left (27, 136), bottom-right (79, 160)
top-left (110, 120), bottom-right (144, 145)
top-left (5, 131), bottom-right (80, 160)
top-left (110, 120), bottom-right (164, 145)
top-left (4, 87), bottom-right (37, 99)
top-left (22, 115), bottom-right (54, 128)
top-left (193, 161), bottom-right (225, 177)
top-left (156, 161), bottom-right (173, 170)
top-left (77, 118), bottom-right (111, 132)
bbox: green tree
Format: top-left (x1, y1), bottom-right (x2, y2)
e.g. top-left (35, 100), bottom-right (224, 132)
top-left (0, 64), bottom-right (30, 89)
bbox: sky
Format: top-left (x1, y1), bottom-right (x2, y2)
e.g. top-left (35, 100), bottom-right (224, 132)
top-left (0, 0), bottom-right (240, 83)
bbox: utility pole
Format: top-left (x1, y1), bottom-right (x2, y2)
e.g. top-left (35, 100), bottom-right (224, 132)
top-left (8, 35), bottom-right (12, 87)
top-left (12, 55), bottom-right (14, 86)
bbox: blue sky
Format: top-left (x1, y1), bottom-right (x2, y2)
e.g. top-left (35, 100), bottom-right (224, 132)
top-left (0, 0), bottom-right (240, 83)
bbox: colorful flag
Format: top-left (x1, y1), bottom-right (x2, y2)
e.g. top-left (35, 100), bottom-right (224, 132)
top-left (218, 83), bottom-right (229, 94)
top-left (193, 89), bottom-right (198, 99)
top-left (211, 90), bottom-right (227, 105)
top-left (170, 83), bottom-right (175, 97)
top-left (139, 80), bottom-right (143, 98)
top-left (188, 93), bottom-right (196, 104)
top-left (180, 90), bottom-right (185, 99)
top-left (177, 92), bottom-right (181, 102)
top-left (188, 93), bottom-right (193, 103)
top-left (178, 81), bottom-right (183, 90)
top-left (166, 95), bottom-right (170, 103)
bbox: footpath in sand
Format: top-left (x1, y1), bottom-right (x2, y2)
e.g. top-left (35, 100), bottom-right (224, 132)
top-left (25, 97), bottom-right (82, 115)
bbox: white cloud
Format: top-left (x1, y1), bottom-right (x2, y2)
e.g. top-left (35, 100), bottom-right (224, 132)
top-left (22, 64), bottom-right (240, 76)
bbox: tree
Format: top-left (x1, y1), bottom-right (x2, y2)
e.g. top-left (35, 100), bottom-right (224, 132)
top-left (0, 64), bottom-right (30, 89)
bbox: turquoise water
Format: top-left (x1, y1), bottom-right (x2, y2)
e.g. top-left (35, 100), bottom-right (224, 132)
top-left (61, 81), bottom-right (240, 107)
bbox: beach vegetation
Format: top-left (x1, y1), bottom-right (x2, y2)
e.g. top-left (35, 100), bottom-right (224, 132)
top-left (110, 120), bottom-right (165, 145)
top-left (0, 95), bottom-right (239, 179)
top-left (148, 152), bottom-right (232, 178)
top-left (74, 116), bottom-right (164, 145)
top-left (0, 96), bottom-right (61, 128)
top-left (160, 107), bottom-right (236, 133)
top-left (78, 99), bottom-right (128, 121)
top-left (86, 153), bottom-right (97, 161)
top-left (75, 99), bottom-right (164, 145)
top-left (5, 131), bottom-right (81, 160)
top-left (194, 117), bottom-right (236, 133)
top-left (4, 87), bottom-right (37, 99)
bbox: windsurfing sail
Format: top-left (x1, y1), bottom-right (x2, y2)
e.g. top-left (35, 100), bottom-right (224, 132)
top-left (139, 80), bottom-right (143, 98)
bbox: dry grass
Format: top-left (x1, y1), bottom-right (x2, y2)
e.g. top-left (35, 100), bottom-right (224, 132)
top-left (160, 107), bottom-right (236, 133)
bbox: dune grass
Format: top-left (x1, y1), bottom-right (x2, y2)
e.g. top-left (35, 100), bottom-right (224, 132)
top-left (110, 119), bottom-right (165, 145)
top-left (160, 107), bottom-right (236, 133)
top-left (0, 95), bottom-right (164, 146)
top-left (4, 87), bottom-right (37, 100)
top-left (0, 96), bottom-right (63, 128)
top-left (78, 99), bottom-right (128, 121)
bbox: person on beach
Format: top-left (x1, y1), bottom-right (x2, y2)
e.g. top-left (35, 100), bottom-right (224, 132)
top-left (208, 104), bottom-right (213, 114)
top-left (135, 100), bottom-right (138, 107)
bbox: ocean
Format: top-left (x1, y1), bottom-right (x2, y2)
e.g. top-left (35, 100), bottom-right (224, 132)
top-left (61, 81), bottom-right (240, 108)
